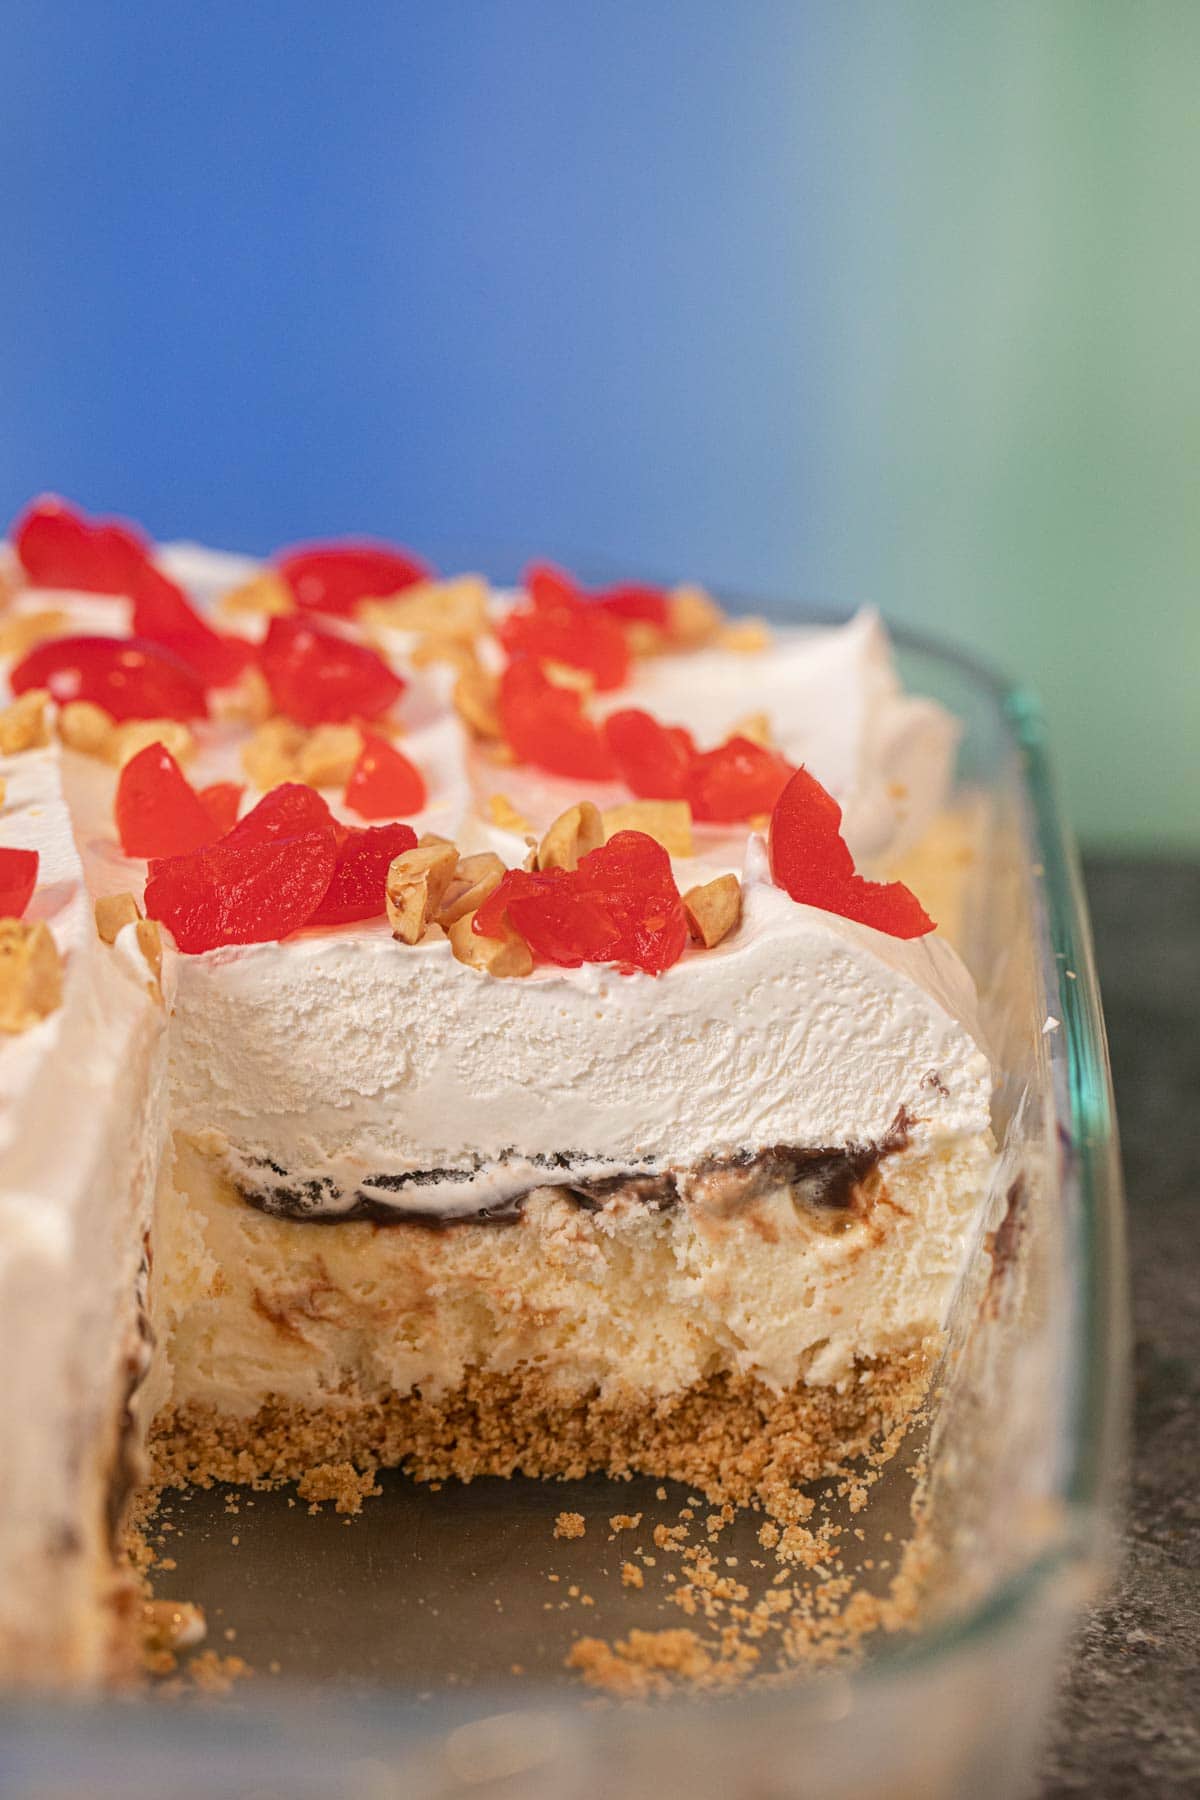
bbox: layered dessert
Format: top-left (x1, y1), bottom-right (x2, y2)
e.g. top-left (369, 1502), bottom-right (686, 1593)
top-left (0, 499), bottom-right (994, 1687)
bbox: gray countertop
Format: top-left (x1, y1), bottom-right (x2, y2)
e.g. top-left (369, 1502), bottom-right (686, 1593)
top-left (1037, 857), bottom-right (1199, 1797)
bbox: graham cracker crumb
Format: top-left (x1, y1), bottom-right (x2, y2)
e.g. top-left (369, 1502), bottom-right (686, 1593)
top-left (554, 1511), bottom-right (587, 1540)
top-left (621, 1561), bottom-right (645, 1589)
top-left (609, 1512), bottom-right (642, 1533)
top-left (295, 1460), bottom-right (382, 1515)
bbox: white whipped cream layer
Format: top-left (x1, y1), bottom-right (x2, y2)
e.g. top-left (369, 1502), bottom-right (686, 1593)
top-left (168, 838), bottom-right (991, 1219)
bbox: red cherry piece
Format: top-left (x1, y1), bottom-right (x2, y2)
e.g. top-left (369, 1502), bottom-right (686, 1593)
top-left (685, 736), bottom-right (795, 823)
top-left (594, 583), bottom-right (670, 630)
top-left (131, 564), bottom-right (250, 688)
top-left (197, 781), bottom-right (244, 836)
top-left (343, 732), bottom-right (426, 820)
top-left (259, 616), bottom-right (403, 726)
top-left (12, 496), bottom-right (148, 593)
top-left (474, 829), bottom-right (687, 976)
top-left (222, 782), bottom-right (336, 847)
top-left (501, 569), bottom-right (629, 692)
top-left (10, 635), bottom-right (209, 722)
top-left (115, 743), bottom-right (221, 859)
top-left (144, 823), bottom-right (338, 954)
top-left (276, 542), bottom-right (429, 616)
top-left (307, 821), bottom-right (419, 927)
top-left (603, 707), bottom-right (694, 800)
top-left (768, 767), bottom-right (935, 939)
top-left (498, 658), bottom-right (617, 781)
top-left (0, 847), bottom-right (38, 919)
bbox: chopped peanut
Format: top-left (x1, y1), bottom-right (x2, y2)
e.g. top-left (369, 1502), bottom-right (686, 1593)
top-left (601, 800), bottom-right (693, 859)
top-left (58, 701), bottom-right (117, 759)
top-left (624, 620), bottom-right (668, 658)
top-left (446, 909), bottom-right (532, 978)
top-left (359, 576), bottom-right (489, 640)
top-left (113, 719), bottom-right (196, 769)
top-left (385, 843), bottom-right (460, 945)
top-left (0, 920), bottom-right (63, 1033)
top-left (538, 801), bottom-right (604, 872)
top-left (487, 793), bottom-right (530, 834)
top-left (408, 633), bottom-right (481, 677)
top-left (216, 572), bottom-right (293, 619)
top-left (452, 668), bottom-right (502, 740)
top-left (0, 609), bottom-right (69, 658)
top-left (683, 874), bottom-right (742, 949)
top-left (135, 918), bottom-right (165, 1000)
top-left (668, 585), bottom-right (724, 648)
top-left (0, 690), bottom-right (52, 755)
top-left (720, 617), bottom-right (771, 653)
top-left (297, 723), bottom-right (362, 788)
top-left (730, 711), bottom-right (773, 748)
top-left (242, 717), bottom-right (306, 789)
top-left (436, 851), bottom-right (505, 928)
top-left (95, 891), bottom-right (143, 944)
top-left (213, 665), bottom-right (273, 726)
top-left (417, 831), bottom-right (455, 850)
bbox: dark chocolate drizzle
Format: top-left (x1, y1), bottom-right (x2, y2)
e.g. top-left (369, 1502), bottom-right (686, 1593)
top-left (237, 1111), bottom-right (911, 1230)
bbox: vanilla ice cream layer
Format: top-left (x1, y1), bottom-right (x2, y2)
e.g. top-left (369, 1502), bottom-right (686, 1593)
top-left (151, 1127), bottom-right (994, 1409)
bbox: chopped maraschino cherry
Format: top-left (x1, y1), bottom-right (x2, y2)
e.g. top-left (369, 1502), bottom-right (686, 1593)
top-left (592, 583), bottom-right (670, 629)
top-left (686, 735), bottom-right (795, 823)
top-left (143, 787), bottom-right (339, 954)
top-left (475, 829), bottom-right (687, 975)
top-left (768, 767), bottom-right (935, 939)
top-left (10, 635), bottom-right (208, 721)
top-left (131, 564), bottom-right (252, 688)
top-left (196, 781), bottom-right (244, 837)
top-left (501, 563), bottom-right (630, 691)
top-left (343, 732), bottom-right (426, 820)
top-left (259, 616), bottom-right (404, 726)
top-left (276, 542), bottom-right (429, 617)
top-left (12, 496), bottom-right (148, 594)
top-left (307, 821), bottom-right (418, 926)
top-left (0, 847), bottom-right (38, 919)
top-left (498, 658), bottom-right (617, 781)
top-left (603, 708), bottom-right (695, 800)
top-left (115, 743), bottom-right (224, 859)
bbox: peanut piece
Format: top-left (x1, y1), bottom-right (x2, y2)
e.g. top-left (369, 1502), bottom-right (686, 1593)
top-left (730, 711), bottom-right (773, 748)
top-left (242, 717), bottom-right (305, 789)
top-left (58, 700), bottom-right (117, 759)
top-left (95, 891), bottom-right (143, 944)
top-left (601, 800), bottom-right (693, 859)
top-left (487, 793), bottom-right (530, 834)
top-left (0, 690), bottom-right (51, 754)
top-left (135, 918), bottom-right (165, 1000)
top-left (217, 572), bottom-right (293, 618)
top-left (436, 852), bottom-right (505, 928)
top-left (538, 801), bottom-right (604, 872)
top-left (297, 723), bottom-right (362, 788)
top-left (452, 668), bottom-right (502, 740)
top-left (360, 576), bottom-right (489, 640)
top-left (720, 617), bottom-right (771, 653)
top-left (385, 843), bottom-right (460, 945)
top-left (447, 909), bottom-right (533, 979)
top-left (0, 920), bottom-right (63, 1033)
top-left (113, 719), bottom-right (195, 768)
top-left (683, 874), bottom-right (742, 949)
top-left (668, 585), bottom-right (724, 648)
top-left (0, 609), bottom-right (68, 658)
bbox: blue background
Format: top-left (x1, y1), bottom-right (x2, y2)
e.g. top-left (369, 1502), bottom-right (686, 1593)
top-left (2, 2), bottom-right (1196, 846)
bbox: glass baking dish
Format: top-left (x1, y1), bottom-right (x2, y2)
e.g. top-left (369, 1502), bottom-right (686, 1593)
top-left (0, 604), bottom-right (1126, 1800)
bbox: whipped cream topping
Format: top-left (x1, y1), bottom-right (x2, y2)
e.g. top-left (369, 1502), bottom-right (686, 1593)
top-left (166, 836), bottom-right (991, 1219)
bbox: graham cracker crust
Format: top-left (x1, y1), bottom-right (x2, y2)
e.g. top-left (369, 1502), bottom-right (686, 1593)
top-left (148, 1345), bottom-right (936, 1523)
